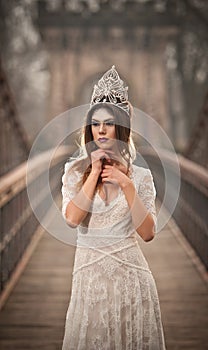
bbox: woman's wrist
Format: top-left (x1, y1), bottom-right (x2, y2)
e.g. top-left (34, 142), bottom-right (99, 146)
top-left (119, 175), bottom-right (133, 190)
top-left (89, 169), bottom-right (100, 179)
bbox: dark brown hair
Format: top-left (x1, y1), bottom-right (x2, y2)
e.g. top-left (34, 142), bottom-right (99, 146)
top-left (71, 102), bottom-right (133, 190)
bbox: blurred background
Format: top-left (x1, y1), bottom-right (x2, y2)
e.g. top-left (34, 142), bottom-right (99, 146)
top-left (0, 1), bottom-right (208, 349)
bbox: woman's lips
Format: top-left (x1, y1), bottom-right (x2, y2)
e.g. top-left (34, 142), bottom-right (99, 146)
top-left (98, 138), bottom-right (108, 143)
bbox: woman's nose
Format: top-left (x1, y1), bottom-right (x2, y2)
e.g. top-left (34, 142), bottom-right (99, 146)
top-left (99, 122), bottom-right (106, 133)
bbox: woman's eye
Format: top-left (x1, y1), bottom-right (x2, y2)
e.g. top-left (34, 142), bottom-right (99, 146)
top-left (91, 120), bottom-right (115, 127)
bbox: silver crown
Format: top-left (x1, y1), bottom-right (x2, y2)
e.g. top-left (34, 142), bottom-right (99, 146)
top-left (90, 65), bottom-right (129, 114)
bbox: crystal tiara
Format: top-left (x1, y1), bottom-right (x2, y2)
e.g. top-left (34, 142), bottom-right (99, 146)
top-left (90, 65), bottom-right (130, 115)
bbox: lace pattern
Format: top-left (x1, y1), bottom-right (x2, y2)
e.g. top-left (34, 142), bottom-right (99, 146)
top-left (62, 161), bottom-right (157, 230)
top-left (61, 160), bottom-right (166, 350)
top-left (61, 160), bottom-right (83, 219)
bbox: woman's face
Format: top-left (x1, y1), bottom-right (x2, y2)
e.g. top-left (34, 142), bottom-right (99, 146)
top-left (91, 108), bottom-right (117, 150)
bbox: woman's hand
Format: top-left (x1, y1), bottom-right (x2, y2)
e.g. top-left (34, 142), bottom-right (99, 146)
top-left (101, 163), bottom-right (131, 188)
top-left (91, 149), bottom-right (114, 175)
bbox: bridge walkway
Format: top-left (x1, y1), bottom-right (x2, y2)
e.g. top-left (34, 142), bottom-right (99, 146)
top-left (0, 207), bottom-right (208, 350)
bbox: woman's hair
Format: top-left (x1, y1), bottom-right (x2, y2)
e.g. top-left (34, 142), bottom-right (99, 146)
top-left (69, 102), bottom-right (136, 190)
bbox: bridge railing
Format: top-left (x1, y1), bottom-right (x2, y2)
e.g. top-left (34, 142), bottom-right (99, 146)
top-left (0, 147), bottom-right (69, 296)
top-left (1, 146), bottom-right (207, 303)
top-left (142, 149), bottom-right (208, 270)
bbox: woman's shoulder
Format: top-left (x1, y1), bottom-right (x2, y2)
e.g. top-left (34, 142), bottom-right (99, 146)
top-left (131, 163), bottom-right (152, 178)
top-left (62, 161), bottom-right (75, 182)
top-left (131, 164), bottom-right (156, 196)
top-left (63, 156), bottom-right (86, 173)
top-left (63, 157), bottom-right (78, 172)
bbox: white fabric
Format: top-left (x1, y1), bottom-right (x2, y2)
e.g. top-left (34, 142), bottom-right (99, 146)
top-left (61, 159), bottom-right (166, 350)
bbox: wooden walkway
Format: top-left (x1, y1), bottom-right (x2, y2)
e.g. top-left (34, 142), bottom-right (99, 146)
top-left (0, 210), bottom-right (208, 349)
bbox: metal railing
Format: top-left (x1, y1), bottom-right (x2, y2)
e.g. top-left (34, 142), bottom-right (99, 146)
top-left (0, 147), bottom-right (69, 294)
top-left (142, 149), bottom-right (208, 269)
top-left (0, 145), bottom-right (207, 302)
top-left (0, 58), bottom-right (30, 177)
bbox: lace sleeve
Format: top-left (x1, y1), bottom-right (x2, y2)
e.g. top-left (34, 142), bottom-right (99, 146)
top-left (138, 169), bottom-right (157, 232)
top-left (61, 160), bottom-right (82, 220)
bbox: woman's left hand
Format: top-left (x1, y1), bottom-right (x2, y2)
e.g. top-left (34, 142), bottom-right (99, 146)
top-left (101, 163), bottom-right (131, 188)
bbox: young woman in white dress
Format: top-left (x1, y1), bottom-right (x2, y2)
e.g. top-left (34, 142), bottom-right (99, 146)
top-left (61, 66), bottom-right (166, 349)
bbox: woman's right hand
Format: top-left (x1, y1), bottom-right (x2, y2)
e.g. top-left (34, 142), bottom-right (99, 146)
top-left (91, 149), bottom-right (114, 175)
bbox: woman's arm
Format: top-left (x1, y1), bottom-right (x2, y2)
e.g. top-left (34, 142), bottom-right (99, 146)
top-left (120, 179), bottom-right (155, 242)
top-left (65, 170), bottom-right (99, 227)
top-left (64, 149), bottom-right (113, 228)
top-left (101, 164), bottom-right (155, 242)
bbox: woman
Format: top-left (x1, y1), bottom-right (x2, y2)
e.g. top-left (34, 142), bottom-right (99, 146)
top-left (61, 66), bottom-right (166, 349)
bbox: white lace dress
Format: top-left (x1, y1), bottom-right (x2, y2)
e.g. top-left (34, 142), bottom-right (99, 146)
top-left (61, 160), bottom-right (166, 350)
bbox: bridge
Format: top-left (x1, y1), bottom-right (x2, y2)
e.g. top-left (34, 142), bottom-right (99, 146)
top-left (0, 0), bottom-right (208, 349)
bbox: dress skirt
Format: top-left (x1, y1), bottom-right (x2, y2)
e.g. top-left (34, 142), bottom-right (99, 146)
top-left (62, 234), bottom-right (166, 350)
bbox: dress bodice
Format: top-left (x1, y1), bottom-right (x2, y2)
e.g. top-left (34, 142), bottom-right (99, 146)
top-left (61, 158), bottom-right (157, 247)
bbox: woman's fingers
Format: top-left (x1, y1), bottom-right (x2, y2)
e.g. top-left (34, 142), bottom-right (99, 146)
top-left (101, 166), bottom-right (115, 179)
top-left (92, 149), bottom-right (114, 161)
